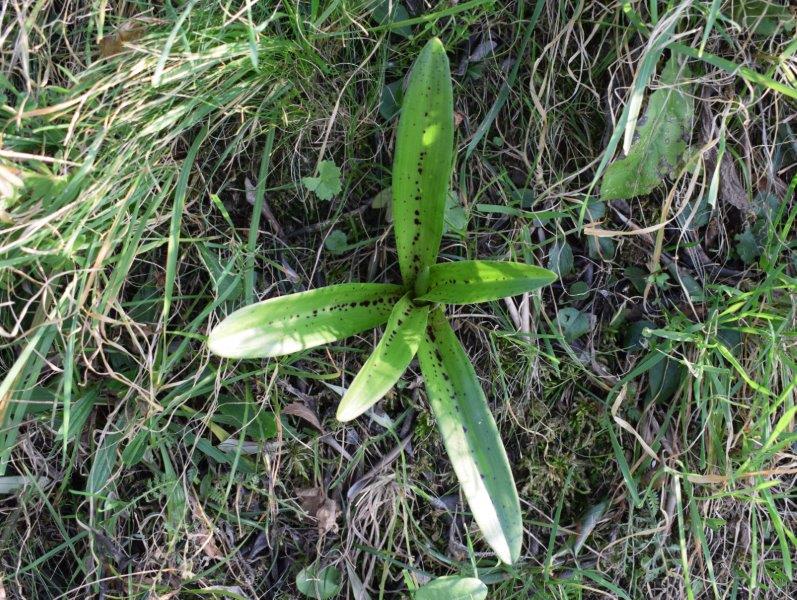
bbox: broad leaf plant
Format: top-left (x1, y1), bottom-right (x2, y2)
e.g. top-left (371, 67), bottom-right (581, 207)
top-left (208, 38), bottom-right (556, 564)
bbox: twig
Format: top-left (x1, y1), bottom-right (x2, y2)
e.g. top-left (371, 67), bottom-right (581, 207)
top-left (346, 434), bottom-right (412, 501)
top-left (285, 204), bottom-right (369, 239)
top-left (244, 176), bottom-right (285, 239)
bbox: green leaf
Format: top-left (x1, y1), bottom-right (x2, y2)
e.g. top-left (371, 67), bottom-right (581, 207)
top-left (208, 283), bottom-right (404, 359)
top-left (585, 202), bottom-right (615, 259)
top-left (87, 429), bottom-right (122, 503)
top-left (337, 293), bottom-right (429, 421)
top-left (572, 500), bottom-right (609, 556)
top-left (623, 320), bottom-right (655, 351)
top-left (417, 309), bottom-right (522, 564)
top-left (555, 307), bottom-right (591, 341)
top-left (371, 186), bottom-right (392, 210)
top-left (416, 260), bottom-right (557, 305)
top-left (160, 445), bottom-right (186, 538)
top-left (324, 229), bottom-right (348, 255)
top-left (546, 241), bottom-right (574, 277)
top-left (393, 37), bottom-right (454, 285)
top-left (443, 190), bottom-right (468, 237)
top-left (568, 281), bottom-right (590, 301)
top-left (732, 1), bottom-right (795, 37)
top-left (380, 79), bottom-right (404, 121)
top-left (667, 263), bottom-right (703, 300)
top-left (302, 160), bottom-right (342, 201)
top-left (414, 575), bottom-right (488, 600)
top-left (624, 266), bottom-right (648, 294)
top-left (196, 243), bottom-right (242, 307)
top-left (601, 56), bottom-right (694, 200)
top-left (175, 426), bottom-right (255, 474)
top-left (647, 354), bottom-right (684, 403)
top-left (371, 0), bottom-right (411, 38)
top-left (735, 227), bottom-right (761, 264)
top-left (214, 395), bottom-right (277, 440)
top-left (295, 564), bottom-right (342, 599)
top-left (121, 430), bottom-right (150, 467)
top-left (717, 328), bottom-right (742, 356)
top-left (55, 388), bottom-right (98, 442)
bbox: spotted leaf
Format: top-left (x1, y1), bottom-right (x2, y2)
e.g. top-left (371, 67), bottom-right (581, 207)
top-left (418, 309), bottom-right (522, 564)
top-left (414, 575), bottom-right (488, 600)
top-left (336, 293), bottom-right (429, 421)
top-left (208, 283), bottom-right (403, 359)
top-left (393, 37), bottom-right (454, 286)
top-left (416, 260), bottom-right (557, 304)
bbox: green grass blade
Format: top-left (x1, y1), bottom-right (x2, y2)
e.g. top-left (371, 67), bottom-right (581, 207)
top-left (393, 37), bottom-right (453, 286)
top-left (208, 283), bottom-right (404, 359)
top-left (670, 42), bottom-right (797, 100)
top-left (151, 0), bottom-right (200, 87)
top-left (246, 128), bottom-right (275, 305)
top-left (162, 126), bottom-right (207, 325)
top-left (418, 309), bottom-right (522, 564)
top-left (416, 260), bottom-right (557, 304)
top-left (371, 0), bottom-right (494, 32)
top-left (698, 0), bottom-right (722, 56)
top-left (337, 293), bottom-right (429, 421)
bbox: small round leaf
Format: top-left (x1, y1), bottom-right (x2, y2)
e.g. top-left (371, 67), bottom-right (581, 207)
top-left (295, 565), bottom-right (342, 599)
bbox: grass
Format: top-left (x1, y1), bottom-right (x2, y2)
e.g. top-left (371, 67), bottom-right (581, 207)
top-left (1, 0), bottom-right (796, 598)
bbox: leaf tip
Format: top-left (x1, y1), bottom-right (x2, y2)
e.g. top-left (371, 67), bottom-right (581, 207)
top-left (207, 313), bottom-right (269, 359)
top-left (417, 37), bottom-right (450, 74)
top-left (490, 534), bottom-right (517, 565)
top-left (207, 324), bottom-right (239, 359)
top-left (335, 401), bottom-right (362, 423)
top-left (427, 36), bottom-right (445, 51)
top-left (490, 526), bottom-right (522, 564)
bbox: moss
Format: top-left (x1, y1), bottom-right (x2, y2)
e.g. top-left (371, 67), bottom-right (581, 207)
top-left (517, 395), bottom-right (612, 514)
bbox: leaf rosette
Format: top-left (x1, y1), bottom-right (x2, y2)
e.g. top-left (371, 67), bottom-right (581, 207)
top-left (208, 38), bottom-right (557, 564)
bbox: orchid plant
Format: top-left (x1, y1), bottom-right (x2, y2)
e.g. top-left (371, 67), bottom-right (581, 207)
top-left (208, 38), bottom-right (556, 564)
